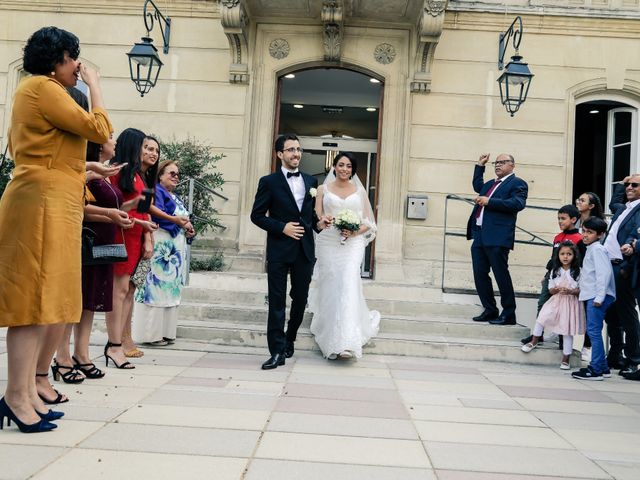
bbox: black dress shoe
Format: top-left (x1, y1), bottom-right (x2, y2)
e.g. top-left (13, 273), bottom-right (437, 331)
top-left (472, 310), bottom-right (499, 322)
top-left (521, 334), bottom-right (544, 345)
top-left (618, 364), bottom-right (638, 376)
top-left (489, 315), bottom-right (516, 326)
top-left (284, 340), bottom-right (294, 359)
top-left (261, 353), bottom-right (285, 370)
top-left (622, 368), bottom-right (640, 381)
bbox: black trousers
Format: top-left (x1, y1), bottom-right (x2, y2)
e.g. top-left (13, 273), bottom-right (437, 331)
top-left (266, 255), bottom-right (314, 356)
top-left (471, 227), bottom-right (516, 319)
top-left (609, 263), bottom-right (640, 365)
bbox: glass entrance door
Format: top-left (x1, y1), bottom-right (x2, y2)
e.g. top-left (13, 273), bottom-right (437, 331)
top-left (298, 136), bottom-right (379, 277)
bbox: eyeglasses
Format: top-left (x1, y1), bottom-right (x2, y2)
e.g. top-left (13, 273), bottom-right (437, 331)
top-left (624, 182), bottom-right (640, 188)
top-left (492, 160), bottom-right (513, 166)
top-left (167, 171), bottom-right (179, 178)
top-left (283, 147), bottom-right (304, 154)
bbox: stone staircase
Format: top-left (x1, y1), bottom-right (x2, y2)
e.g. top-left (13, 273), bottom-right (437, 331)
top-left (171, 271), bottom-right (578, 366)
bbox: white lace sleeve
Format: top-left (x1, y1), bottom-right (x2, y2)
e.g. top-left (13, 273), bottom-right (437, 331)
top-left (359, 185), bottom-right (377, 245)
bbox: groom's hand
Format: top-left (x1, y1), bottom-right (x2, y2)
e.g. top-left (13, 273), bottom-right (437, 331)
top-left (284, 222), bottom-right (305, 240)
top-left (317, 215), bottom-right (333, 230)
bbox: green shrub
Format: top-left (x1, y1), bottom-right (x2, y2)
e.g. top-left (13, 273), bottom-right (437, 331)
top-left (159, 137), bottom-right (225, 236)
top-left (190, 253), bottom-right (225, 271)
top-left (0, 150), bottom-right (13, 198)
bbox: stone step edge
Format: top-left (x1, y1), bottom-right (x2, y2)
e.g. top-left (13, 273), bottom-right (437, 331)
top-left (177, 321), bottom-right (557, 350)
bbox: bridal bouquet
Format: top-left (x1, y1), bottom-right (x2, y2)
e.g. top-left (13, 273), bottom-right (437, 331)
top-left (334, 209), bottom-right (360, 245)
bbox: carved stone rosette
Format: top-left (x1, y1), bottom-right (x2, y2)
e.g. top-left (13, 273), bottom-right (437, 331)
top-left (221, 0), bottom-right (250, 84)
top-left (411, 0), bottom-right (449, 93)
top-left (322, 1), bottom-right (343, 62)
top-left (374, 43), bottom-right (396, 65)
top-left (269, 38), bottom-right (290, 60)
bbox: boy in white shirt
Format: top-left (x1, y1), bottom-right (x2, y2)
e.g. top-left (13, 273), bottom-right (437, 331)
top-left (572, 217), bottom-right (616, 380)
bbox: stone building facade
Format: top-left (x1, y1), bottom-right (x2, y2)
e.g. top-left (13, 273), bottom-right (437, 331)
top-left (1, 0), bottom-right (640, 291)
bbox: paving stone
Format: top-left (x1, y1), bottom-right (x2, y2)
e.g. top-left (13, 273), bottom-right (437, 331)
top-left (0, 445), bottom-right (65, 480)
top-left (276, 395), bottom-right (409, 419)
top-left (410, 405), bottom-right (543, 426)
top-left (256, 432), bottom-right (431, 468)
top-left (142, 388), bottom-right (279, 410)
top-left (498, 385), bottom-right (614, 403)
top-left (415, 421), bottom-right (571, 448)
top-left (32, 449), bottom-right (247, 480)
top-left (425, 443), bottom-right (611, 478)
top-left (80, 423), bottom-right (260, 457)
top-left (283, 382), bottom-right (403, 403)
top-left (246, 459), bottom-right (436, 480)
top-left (267, 412), bottom-right (418, 439)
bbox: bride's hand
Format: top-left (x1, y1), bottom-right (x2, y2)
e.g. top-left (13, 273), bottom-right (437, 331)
top-left (341, 229), bottom-right (355, 237)
top-left (318, 215), bottom-right (333, 230)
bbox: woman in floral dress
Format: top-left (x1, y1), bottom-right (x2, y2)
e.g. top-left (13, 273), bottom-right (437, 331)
top-left (132, 160), bottom-right (195, 345)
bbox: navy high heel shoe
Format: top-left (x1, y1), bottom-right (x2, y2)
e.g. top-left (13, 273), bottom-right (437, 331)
top-left (0, 397), bottom-right (57, 433)
top-left (37, 409), bottom-right (64, 422)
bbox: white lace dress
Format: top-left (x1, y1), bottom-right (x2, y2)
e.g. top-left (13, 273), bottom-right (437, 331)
top-left (309, 186), bottom-right (380, 358)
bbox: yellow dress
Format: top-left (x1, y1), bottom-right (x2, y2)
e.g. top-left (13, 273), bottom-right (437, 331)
top-left (0, 76), bottom-right (112, 327)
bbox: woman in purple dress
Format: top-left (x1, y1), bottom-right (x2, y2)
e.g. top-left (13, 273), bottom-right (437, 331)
top-left (54, 135), bottom-right (136, 381)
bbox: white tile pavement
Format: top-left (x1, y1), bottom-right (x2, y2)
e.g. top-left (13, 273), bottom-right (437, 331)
top-left (0, 344), bottom-right (639, 479)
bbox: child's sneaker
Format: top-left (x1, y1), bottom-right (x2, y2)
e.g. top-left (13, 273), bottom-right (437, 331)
top-left (571, 366), bottom-right (603, 381)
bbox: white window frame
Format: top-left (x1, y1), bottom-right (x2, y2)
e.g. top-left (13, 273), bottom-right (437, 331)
top-left (605, 107), bottom-right (638, 210)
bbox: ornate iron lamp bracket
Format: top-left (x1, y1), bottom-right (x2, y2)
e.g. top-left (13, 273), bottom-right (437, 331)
top-left (143, 0), bottom-right (171, 54)
top-left (498, 16), bottom-right (522, 70)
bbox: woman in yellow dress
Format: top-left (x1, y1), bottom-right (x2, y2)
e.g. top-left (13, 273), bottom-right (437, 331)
top-left (0, 27), bottom-right (112, 433)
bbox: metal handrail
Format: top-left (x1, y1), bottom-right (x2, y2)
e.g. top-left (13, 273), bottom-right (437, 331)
top-left (442, 193), bottom-right (556, 296)
top-left (176, 177), bottom-right (228, 285)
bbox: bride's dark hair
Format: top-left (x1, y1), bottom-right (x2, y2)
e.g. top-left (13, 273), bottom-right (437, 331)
top-left (332, 152), bottom-right (358, 178)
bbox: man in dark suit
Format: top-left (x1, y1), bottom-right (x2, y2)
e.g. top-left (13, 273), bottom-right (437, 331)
top-left (251, 134), bottom-right (330, 370)
top-left (603, 175), bottom-right (640, 376)
top-left (466, 153), bottom-right (528, 325)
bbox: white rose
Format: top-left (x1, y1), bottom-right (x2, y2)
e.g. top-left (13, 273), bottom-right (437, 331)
top-left (309, 187), bottom-right (317, 198)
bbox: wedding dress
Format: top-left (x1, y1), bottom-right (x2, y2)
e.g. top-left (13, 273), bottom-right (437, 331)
top-left (308, 174), bottom-right (380, 358)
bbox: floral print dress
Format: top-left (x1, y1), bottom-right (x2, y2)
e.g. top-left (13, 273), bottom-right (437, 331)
top-left (134, 194), bottom-right (188, 307)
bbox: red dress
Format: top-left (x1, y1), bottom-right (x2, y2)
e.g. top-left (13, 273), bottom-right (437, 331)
top-left (113, 172), bottom-right (147, 276)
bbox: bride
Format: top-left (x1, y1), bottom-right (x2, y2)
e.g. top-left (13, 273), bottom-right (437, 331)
top-left (309, 152), bottom-right (380, 360)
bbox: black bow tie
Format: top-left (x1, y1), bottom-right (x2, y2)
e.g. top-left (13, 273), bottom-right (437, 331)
top-left (287, 171), bottom-right (300, 178)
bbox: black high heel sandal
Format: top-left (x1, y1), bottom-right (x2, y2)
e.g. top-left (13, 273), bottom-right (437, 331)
top-left (73, 355), bottom-right (105, 379)
top-left (0, 397), bottom-right (57, 433)
top-left (104, 342), bottom-right (135, 369)
top-left (51, 359), bottom-right (85, 384)
top-left (35, 372), bottom-right (69, 405)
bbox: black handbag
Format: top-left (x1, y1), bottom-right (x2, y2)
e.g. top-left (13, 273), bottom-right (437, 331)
top-left (81, 180), bottom-right (128, 266)
top-left (82, 227), bottom-right (128, 265)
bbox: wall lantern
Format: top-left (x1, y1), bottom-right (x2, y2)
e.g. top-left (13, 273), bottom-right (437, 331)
top-left (127, 0), bottom-right (171, 97)
top-left (497, 16), bottom-right (534, 117)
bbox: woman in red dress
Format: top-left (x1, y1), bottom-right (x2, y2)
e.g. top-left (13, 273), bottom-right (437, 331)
top-left (105, 128), bottom-right (157, 368)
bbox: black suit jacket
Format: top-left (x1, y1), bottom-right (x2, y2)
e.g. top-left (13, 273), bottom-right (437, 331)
top-left (465, 166), bottom-right (528, 249)
top-left (608, 202), bottom-right (640, 288)
top-left (250, 170), bottom-right (319, 263)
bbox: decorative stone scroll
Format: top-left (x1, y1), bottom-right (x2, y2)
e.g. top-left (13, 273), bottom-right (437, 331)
top-left (322, 1), bottom-right (343, 62)
top-left (411, 0), bottom-right (449, 93)
top-left (269, 38), bottom-right (290, 60)
top-left (374, 43), bottom-right (396, 65)
top-left (221, 0), bottom-right (250, 84)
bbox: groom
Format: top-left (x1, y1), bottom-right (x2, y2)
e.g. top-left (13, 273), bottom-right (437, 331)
top-left (251, 134), bottom-right (329, 370)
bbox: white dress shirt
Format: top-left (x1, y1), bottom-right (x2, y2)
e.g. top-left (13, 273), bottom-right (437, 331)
top-left (282, 166), bottom-right (305, 211)
top-left (476, 172), bottom-right (514, 226)
top-left (579, 242), bottom-right (616, 304)
top-left (604, 198), bottom-right (640, 260)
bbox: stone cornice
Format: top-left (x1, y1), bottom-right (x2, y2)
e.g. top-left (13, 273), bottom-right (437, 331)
top-left (449, 1), bottom-right (640, 20)
top-left (0, 0), bottom-right (218, 17)
top-left (445, 10), bottom-right (640, 36)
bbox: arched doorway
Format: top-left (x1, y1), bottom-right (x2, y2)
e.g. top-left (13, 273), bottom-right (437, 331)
top-left (573, 98), bottom-right (639, 211)
top-left (273, 67), bottom-right (383, 277)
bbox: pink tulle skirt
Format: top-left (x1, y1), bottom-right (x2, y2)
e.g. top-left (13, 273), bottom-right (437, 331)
top-left (537, 294), bottom-right (585, 336)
